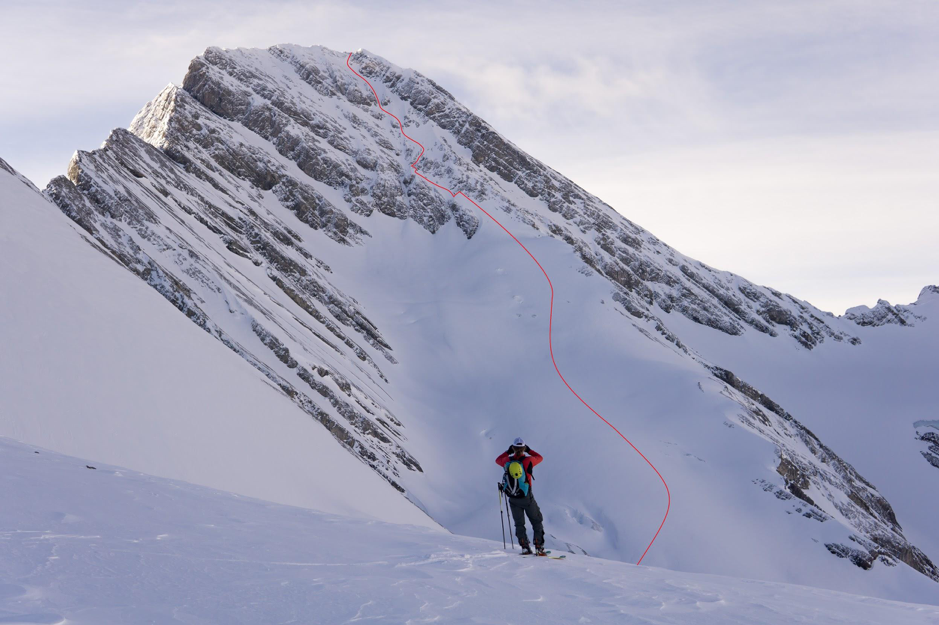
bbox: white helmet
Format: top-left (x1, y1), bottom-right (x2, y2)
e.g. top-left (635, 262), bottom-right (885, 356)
top-left (513, 437), bottom-right (525, 447)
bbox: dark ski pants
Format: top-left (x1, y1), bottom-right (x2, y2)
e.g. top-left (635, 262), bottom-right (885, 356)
top-left (508, 493), bottom-right (544, 548)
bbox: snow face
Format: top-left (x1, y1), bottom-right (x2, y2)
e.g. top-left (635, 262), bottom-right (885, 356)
top-left (662, 285), bottom-right (939, 575)
top-left (8, 41), bottom-right (937, 603)
top-left (0, 158), bottom-right (435, 529)
top-left (3, 438), bottom-right (938, 625)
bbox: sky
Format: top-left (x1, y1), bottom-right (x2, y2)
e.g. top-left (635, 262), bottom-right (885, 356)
top-left (1, 0), bottom-right (936, 314)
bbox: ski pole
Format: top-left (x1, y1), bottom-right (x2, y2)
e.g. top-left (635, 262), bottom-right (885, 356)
top-left (498, 485), bottom-right (506, 549)
top-left (504, 489), bottom-right (515, 549)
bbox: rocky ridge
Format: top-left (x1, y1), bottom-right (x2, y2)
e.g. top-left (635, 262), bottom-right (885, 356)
top-left (843, 286), bottom-right (936, 327)
top-left (712, 365), bottom-right (937, 580)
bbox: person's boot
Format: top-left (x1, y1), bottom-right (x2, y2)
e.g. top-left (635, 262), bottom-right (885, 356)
top-left (535, 543), bottom-right (547, 556)
top-left (519, 542), bottom-right (533, 555)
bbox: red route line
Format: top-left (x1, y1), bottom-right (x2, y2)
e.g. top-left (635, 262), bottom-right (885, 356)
top-left (346, 53), bottom-right (670, 565)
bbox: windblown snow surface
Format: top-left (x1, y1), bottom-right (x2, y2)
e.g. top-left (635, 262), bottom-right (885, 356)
top-left (3, 438), bottom-right (938, 625)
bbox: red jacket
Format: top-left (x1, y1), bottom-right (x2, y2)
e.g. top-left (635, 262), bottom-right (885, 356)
top-left (496, 449), bottom-right (543, 485)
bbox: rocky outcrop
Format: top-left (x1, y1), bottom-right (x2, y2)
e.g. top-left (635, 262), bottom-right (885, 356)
top-left (825, 538), bottom-right (897, 571)
top-left (914, 422), bottom-right (939, 471)
top-left (918, 432), bottom-right (939, 470)
top-left (843, 286), bottom-right (935, 327)
top-left (754, 478), bottom-right (831, 522)
top-left (844, 299), bottom-right (921, 327)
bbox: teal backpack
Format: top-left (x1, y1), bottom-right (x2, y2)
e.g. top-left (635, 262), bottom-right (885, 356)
top-left (502, 460), bottom-right (530, 497)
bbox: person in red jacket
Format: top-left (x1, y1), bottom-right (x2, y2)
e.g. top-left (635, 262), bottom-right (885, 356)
top-left (496, 437), bottom-right (545, 555)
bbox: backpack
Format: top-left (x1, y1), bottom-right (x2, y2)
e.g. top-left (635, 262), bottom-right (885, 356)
top-left (502, 459), bottom-right (530, 498)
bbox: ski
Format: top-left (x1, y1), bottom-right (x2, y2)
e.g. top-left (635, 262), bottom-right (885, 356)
top-left (519, 550), bottom-right (566, 559)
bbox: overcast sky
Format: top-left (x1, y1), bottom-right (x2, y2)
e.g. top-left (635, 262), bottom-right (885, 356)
top-left (2, 0), bottom-right (936, 314)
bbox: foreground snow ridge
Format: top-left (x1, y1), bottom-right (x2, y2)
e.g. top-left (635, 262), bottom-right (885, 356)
top-left (2, 439), bottom-right (937, 625)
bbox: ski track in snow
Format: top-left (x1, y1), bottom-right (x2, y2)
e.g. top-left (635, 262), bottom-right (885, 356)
top-left (2, 438), bottom-right (937, 625)
top-left (346, 52), bottom-right (670, 566)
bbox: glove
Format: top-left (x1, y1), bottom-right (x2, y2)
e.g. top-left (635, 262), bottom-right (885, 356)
top-left (525, 445), bottom-right (531, 453)
top-left (506, 446), bottom-right (515, 455)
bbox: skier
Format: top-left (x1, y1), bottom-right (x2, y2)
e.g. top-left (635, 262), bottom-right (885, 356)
top-left (496, 437), bottom-right (546, 555)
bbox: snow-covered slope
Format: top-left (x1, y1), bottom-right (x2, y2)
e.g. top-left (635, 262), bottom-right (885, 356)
top-left (19, 43), bottom-right (938, 602)
top-left (0, 157), bottom-right (435, 528)
top-left (664, 285), bottom-right (939, 575)
top-left (3, 438), bottom-right (938, 625)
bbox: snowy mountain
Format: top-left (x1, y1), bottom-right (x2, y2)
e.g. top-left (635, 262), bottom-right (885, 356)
top-left (3, 438), bottom-right (938, 625)
top-left (1, 43), bottom-right (936, 603)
